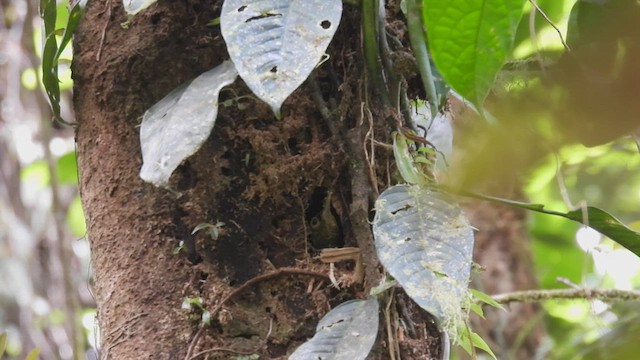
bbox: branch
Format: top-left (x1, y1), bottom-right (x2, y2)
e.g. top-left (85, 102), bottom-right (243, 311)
top-left (492, 288), bottom-right (640, 304)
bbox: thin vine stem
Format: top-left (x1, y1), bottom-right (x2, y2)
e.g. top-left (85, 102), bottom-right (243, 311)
top-left (406, 0), bottom-right (439, 119)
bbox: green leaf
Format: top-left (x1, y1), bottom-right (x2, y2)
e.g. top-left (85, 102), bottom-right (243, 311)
top-left (445, 187), bottom-right (640, 258)
top-left (470, 289), bottom-right (503, 310)
top-left (0, 332), bottom-right (7, 356)
top-left (470, 331), bottom-right (497, 360)
top-left (53, 4), bottom-right (82, 67)
top-left (25, 348), bottom-right (41, 360)
top-left (423, 0), bottom-right (526, 106)
top-left (41, 0), bottom-right (60, 121)
top-left (562, 207), bottom-right (640, 258)
top-left (57, 151), bottom-right (78, 184)
top-left (469, 302), bottom-right (485, 318)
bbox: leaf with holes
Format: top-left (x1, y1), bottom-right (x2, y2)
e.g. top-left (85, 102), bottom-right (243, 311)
top-left (139, 61), bottom-right (238, 187)
top-left (289, 297), bottom-right (379, 360)
top-left (221, 0), bottom-right (342, 118)
top-left (373, 185), bottom-right (474, 333)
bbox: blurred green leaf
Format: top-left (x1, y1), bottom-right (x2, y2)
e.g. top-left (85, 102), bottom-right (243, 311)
top-left (57, 151), bottom-right (78, 184)
top-left (423, 0), bottom-right (526, 106)
top-left (25, 348), bottom-right (41, 360)
top-left (0, 332), bottom-right (7, 357)
top-left (21, 160), bottom-right (50, 188)
top-left (67, 195), bottom-right (86, 237)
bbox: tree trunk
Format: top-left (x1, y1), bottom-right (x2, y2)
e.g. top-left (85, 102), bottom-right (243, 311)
top-left (73, 1), bottom-right (540, 359)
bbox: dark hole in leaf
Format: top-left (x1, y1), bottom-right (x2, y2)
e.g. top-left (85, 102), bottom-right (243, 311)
top-left (325, 318), bottom-right (345, 329)
top-left (390, 204), bottom-right (413, 215)
top-left (238, 5), bottom-right (247, 12)
top-left (320, 20), bottom-right (331, 29)
top-left (270, 66), bottom-right (278, 73)
top-left (245, 12), bottom-right (282, 23)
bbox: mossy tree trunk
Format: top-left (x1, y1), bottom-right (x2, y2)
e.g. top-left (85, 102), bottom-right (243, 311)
top-left (72, 1), bottom-right (542, 359)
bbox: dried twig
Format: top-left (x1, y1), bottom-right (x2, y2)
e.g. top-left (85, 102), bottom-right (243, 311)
top-left (529, 0), bottom-right (571, 52)
top-left (184, 268), bottom-right (328, 359)
top-left (187, 318), bottom-right (274, 360)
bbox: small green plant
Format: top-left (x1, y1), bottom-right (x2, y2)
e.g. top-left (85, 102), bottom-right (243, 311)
top-left (181, 297), bottom-right (211, 325)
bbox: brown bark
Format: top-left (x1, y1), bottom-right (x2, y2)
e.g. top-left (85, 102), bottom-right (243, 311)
top-left (73, 1), bottom-right (540, 359)
top-left (72, 1), bottom-right (399, 358)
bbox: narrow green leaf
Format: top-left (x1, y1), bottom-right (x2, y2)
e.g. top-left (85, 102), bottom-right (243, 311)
top-left (470, 331), bottom-right (497, 360)
top-left (469, 302), bottom-right (485, 318)
top-left (393, 132), bottom-right (422, 185)
top-left (41, 0), bottom-right (61, 121)
top-left (0, 332), bottom-right (7, 356)
top-left (446, 187), bottom-right (640, 258)
top-left (53, 4), bottom-right (83, 66)
top-left (470, 289), bottom-right (504, 310)
top-left (562, 207), bottom-right (640, 258)
top-left (423, 0), bottom-right (526, 106)
top-left (25, 348), bottom-right (41, 360)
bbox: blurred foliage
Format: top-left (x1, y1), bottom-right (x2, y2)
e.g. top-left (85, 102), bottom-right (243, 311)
top-left (1, 0), bottom-right (91, 359)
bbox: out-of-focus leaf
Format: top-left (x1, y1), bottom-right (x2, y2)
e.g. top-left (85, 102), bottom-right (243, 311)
top-left (21, 160), bottom-right (49, 188)
top-left (57, 151), bottom-right (78, 184)
top-left (373, 185), bottom-right (474, 328)
top-left (289, 297), bottom-right (379, 360)
top-left (139, 61), bottom-right (238, 187)
top-left (0, 332), bottom-right (6, 356)
top-left (221, 0), bottom-right (342, 117)
top-left (67, 195), bottom-right (86, 237)
top-left (423, 0), bottom-right (526, 106)
top-left (25, 348), bottom-right (40, 360)
top-left (123, 0), bottom-right (157, 16)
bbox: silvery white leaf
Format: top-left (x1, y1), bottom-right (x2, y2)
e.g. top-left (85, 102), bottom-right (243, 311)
top-left (221, 0), bottom-right (342, 117)
top-left (122, 0), bottom-right (156, 16)
top-left (139, 61), bottom-right (238, 187)
top-left (289, 297), bottom-right (379, 360)
top-left (373, 185), bottom-right (473, 324)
